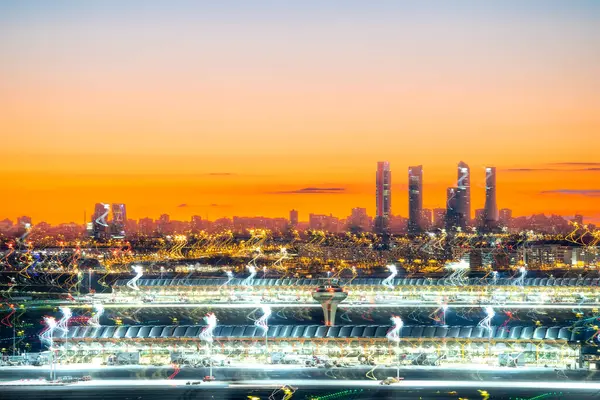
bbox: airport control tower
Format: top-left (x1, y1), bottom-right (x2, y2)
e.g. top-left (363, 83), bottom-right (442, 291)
top-left (312, 284), bottom-right (348, 326)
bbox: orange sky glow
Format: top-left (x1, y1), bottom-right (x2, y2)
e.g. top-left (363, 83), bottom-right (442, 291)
top-left (0, 2), bottom-right (598, 224)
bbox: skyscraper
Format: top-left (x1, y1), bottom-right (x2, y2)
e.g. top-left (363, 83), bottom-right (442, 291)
top-left (289, 209), bottom-right (299, 227)
top-left (408, 165), bottom-right (423, 234)
top-left (445, 187), bottom-right (459, 231)
top-left (483, 167), bottom-right (498, 229)
top-left (110, 203), bottom-right (127, 238)
top-left (375, 161), bottom-right (391, 233)
top-left (455, 161), bottom-right (471, 229)
top-left (91, 203), bottom-right (110, 240)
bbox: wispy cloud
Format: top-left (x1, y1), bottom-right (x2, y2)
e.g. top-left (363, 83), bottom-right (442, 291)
top-left (208, 203), bottom-right (231, 207)
top-left (540, 189), bottom-right (600, 197)
top-left (504, 168), bottom-right (560, 172)
top-left (176, 203), bottom-right (231, 208)
top-left (207, 172), bottom-right (236, 176)
top-left (268, 187), bottom-right (346, 194)
top-left (504, 166), bottom-right (600, 172)
top-left (548, 162), bottom-right (600, 166)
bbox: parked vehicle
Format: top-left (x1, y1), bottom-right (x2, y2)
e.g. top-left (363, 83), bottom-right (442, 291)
top-left (380, 377), bottom-right (404, 385)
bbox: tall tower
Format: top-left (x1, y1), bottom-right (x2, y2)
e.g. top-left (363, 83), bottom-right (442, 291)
top-left (289, 209), bottom-right (299, 227)
top-left (408, 165), bottom-right (423, 234)
top-left (91, 203), bottom-right (110, 240)
top-left (456, 161), bottom-right (471, 229)
top-left (312, 285), bottom-right (348, 326)
top-left (111, 203), bottom-right (127, 238)
top-left (445, 187), bottom-right (459, 231)
top-left (375, 161), bottom-right (391, 234)
top-left (483, 167), bottom-right (498, 228)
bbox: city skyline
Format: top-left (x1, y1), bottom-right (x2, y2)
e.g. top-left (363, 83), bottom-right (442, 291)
top-left (1, 1), bottom-right (599, 224)
top-left (1, 160), bottom-right (595, 227)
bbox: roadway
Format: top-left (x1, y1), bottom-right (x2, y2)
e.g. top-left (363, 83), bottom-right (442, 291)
top-left (1, 364), bottom-right (599, 383)
top-left (0, 378), bottom-right (597, 400)
top-left (61, 301), bottom-right (600, 310)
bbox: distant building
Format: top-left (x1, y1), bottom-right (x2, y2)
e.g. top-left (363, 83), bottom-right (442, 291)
top-left (389, 215), bottom-right (408, 234)
top-left (232, 216), bottom-right (288, 232)
top-left (433, 208), bottom-right (446, 228)
top-left (474, 208), bottom-right (485, 227)
top-left (572, 214), bottom-right (584, 226)
top-left (138, 218), bottom-right (155, 235)
top-left (212, 218), bottom-right (233, 232)
top-left (91, 203), bottom-right (110, 240)
top-left (445, 187), bottom-right (460, 231)
top-left (309, 213), bottom-right (341, 233)
top-left (191, 215), bottom-right (203, 232)
top-left (110, 203), bottom-right (127, 238)
top-left (455, 161), bottom-right (471, 229)
top-left (421, 209), bottom-right (432, 231)
top-left (125, 219), bottom-right (138, 235)
top-left (483, 167), bottom-right (498, 229)
top-left (0, 218), bottom-right (13, 233)
top-left (17, 216), bottom-right (32, 227)
top-left (289, 209), bottom-right (299, 227)
top-left (499, 209), bottom-right (512, 226)
top-left (157, 214), bottom-right (171, 234)
top-left (408, 165), bottom-right (423, 234)
top-left (348, 207), bottom-right (371, 232)
top-left (375, 161), bottom-right (391, 234)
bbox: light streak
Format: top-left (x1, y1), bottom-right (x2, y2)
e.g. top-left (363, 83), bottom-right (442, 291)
top-left (39, 316), bottom-right (57, 348)
top-left (478, 306), bottom-right (495, 338)
top-left (255, 305), bottom-right (271, 336)
top-left (18, 223), bottom-right (32, 244)
top-left (444, 259), bottom-right (469, 286)
top-left (491, 270), bottom-right (498, 285)
top-left (126, 265), bottom-right (144, 291)
top-left (200, 312), bottom-right (217, 343)
top-left (243, 265), bottom-right (257, 286)
top-left (381, 264), bottom-right (398, 289)
top-left (386, 316), bottom-right (403, 343)
top-left (221, 270), bottom-right (234, 287)
top-left (514, 266), bottom-right (527, 287)
top-left (57, 307), bottom-right (72, 335)
top-left (95, 204), bottom-right (110, 227)
top-left (273, 247), bottom-right (289, 268)
top-left (88, 303), bottom-right (104, 327)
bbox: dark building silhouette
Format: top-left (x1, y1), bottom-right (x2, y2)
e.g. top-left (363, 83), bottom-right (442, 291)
top-left (445, 187), bottom-right (460, 231)
top-left (408, 165), bottom-right (423, 234)
top-left (289, 209), bottom-right (299, 227)
top-left (110, 203), bottom-right (127, 238)
top-left (455, 161), bottom-right (471, 229)
top-left (483, 167), bottom-right (498, 230)
top-left (375, 161), bottom-right (391, 234)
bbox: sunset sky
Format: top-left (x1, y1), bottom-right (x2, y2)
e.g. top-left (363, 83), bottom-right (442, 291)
top-left (1, 1), bottom-right (599, 224)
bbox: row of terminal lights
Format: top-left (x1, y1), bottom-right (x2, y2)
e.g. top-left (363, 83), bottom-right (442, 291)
top-left (114, 277), bottom-right (600, 288)
top-left (52, 324), bottom-right (595, 342)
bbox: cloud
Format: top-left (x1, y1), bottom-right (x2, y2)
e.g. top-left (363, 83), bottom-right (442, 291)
top-left (504, 168), bottom-right (559, 172)
top-left (268, 187), bottom-right (346, 194)
top-left (548, 162), bottom-right (600, 166)
top-left (540, 189), bottom-right (600, 197)
top-left (176, 203), bottom-right (231, 208)
top-left (504, 166), bottom-right (600, 172)
top-left (207, 172), bottom-right (235, 176)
